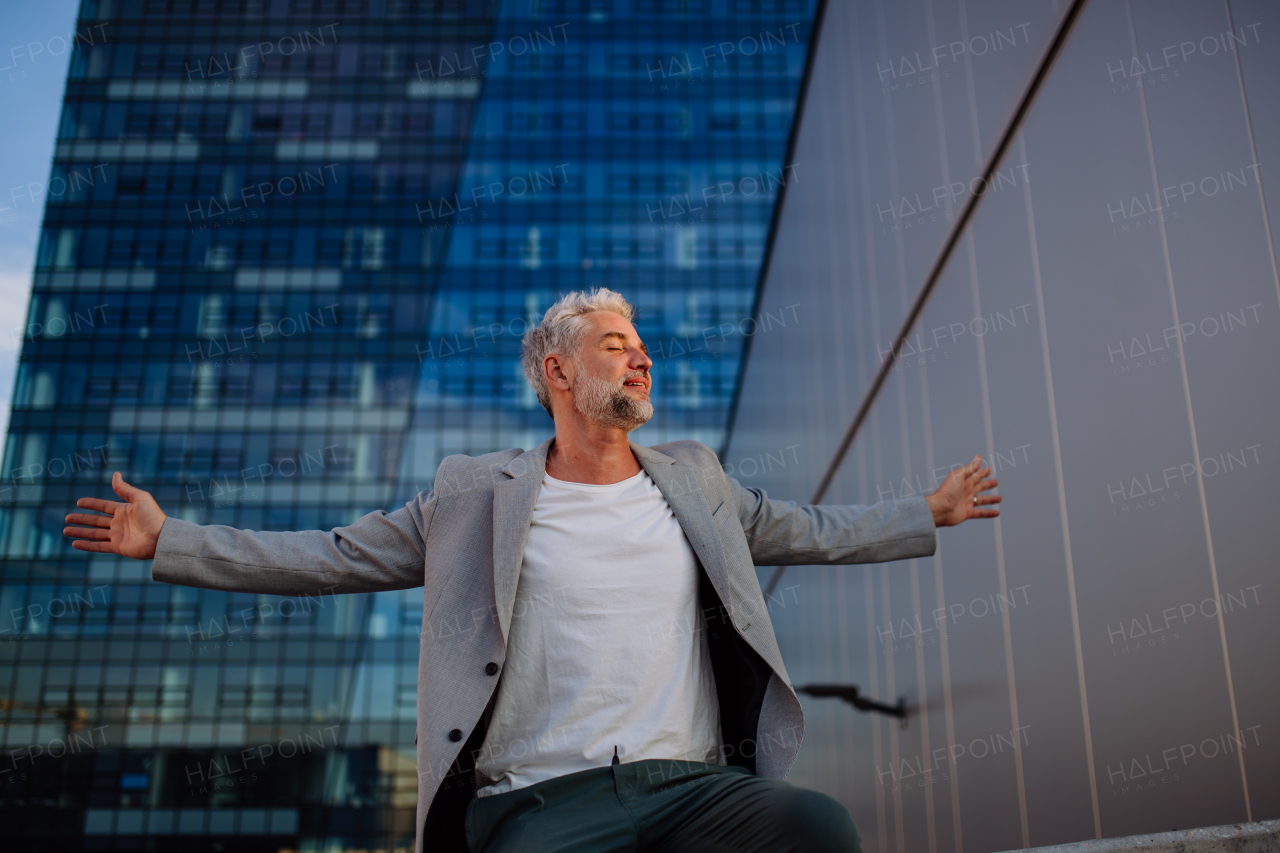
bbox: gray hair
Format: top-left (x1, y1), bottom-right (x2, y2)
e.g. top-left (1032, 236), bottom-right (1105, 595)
top-left (520, 287), bottom-right (637, 416)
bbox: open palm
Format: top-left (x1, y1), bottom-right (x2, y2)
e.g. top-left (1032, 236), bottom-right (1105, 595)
top-left (925, 455), bottom-right (1002, 527)
top-left (63, 472), bottom-right (168, 559)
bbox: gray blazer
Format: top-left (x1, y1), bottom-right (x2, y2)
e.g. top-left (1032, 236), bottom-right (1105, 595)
top-left (151, 437), bottom-right (937, 852)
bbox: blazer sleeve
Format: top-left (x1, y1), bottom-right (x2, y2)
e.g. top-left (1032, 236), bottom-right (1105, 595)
top-left (726, 474), bottom-right (936, 566)
top-left (150, 487), bottom-right (438, 596)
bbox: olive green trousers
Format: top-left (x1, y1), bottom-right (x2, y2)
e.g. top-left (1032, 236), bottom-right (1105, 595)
top-left (465, 757), bottom-right (860, 853)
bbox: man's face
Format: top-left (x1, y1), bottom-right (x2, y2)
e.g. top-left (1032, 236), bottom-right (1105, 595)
top-left (567, 311), bottom-right (654, 431)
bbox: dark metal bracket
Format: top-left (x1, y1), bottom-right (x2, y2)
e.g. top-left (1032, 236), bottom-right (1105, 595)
top-left (796, 684), bottom-right (908, 730)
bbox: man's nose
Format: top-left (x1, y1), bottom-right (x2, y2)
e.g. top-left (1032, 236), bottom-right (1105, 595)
top-left (631, 347), bottom-right (652, 370)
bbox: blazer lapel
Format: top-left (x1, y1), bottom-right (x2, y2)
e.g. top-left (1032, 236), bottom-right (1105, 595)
top-left (492, 437), bottom-right (553, 642)
top-left (630, 442), bottom-right (732, 608)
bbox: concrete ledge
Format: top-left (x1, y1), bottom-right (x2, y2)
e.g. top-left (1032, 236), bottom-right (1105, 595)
top-left (1007, 822), bottom-right (1280, 853)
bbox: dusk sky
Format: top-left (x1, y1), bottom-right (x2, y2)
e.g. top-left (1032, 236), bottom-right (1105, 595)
top-left (0, 0), bottom-right (80, 437)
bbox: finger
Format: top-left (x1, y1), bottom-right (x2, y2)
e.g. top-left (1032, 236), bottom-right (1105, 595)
top-left (112, 471), bottom-right (142, 501)
top-left (65, 512), bottom-right (113, 528)
top-left (973, 494), bottom-right (1003, 506)
top-left (63, 525), bottom-right (110, 541)
top-left (975, 478), bottom-right (999, 493)
top-left (75, 497), bottom-right (122, 515)
top-left (973, 508), bottom-right (1000, 518)
top-left (70, 540), bottom-right (116, 553)
top-left (968, 466), bottom-right (991, 481)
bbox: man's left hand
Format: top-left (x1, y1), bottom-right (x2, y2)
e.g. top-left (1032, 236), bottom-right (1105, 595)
top-left (925, 455), bottom-right (1001, 527)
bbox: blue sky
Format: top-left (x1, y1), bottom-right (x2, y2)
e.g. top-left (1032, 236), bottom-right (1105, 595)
top-left (0, 0), bottom-right (80, 437)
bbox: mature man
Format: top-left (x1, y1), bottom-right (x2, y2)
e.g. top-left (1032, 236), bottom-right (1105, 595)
top-left (64, 288), bottom-right (999, 853)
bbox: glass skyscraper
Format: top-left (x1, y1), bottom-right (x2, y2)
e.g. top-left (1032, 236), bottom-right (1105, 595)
top-left (0, 0), bottom-right (817, 850)
top-left (13, 1), bottom-right (1274, 851)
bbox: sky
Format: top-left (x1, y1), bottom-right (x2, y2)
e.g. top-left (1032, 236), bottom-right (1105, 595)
top-left (0, 0), bottom-right (81, 439)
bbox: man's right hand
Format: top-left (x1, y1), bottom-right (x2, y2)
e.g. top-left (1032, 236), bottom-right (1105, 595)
top-left (63, 471), bottom-right (168, 559)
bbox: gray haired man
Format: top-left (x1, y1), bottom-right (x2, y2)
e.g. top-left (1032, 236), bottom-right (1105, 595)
top-left (65, 288), bottom-right (1000, 853)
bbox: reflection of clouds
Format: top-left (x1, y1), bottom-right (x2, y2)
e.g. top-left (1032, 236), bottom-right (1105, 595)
top-left (0, 257), bottom-right (34, 437)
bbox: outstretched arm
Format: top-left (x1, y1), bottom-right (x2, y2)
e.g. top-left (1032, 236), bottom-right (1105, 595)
top-left (64, 471), bottom-right (436, 595)
top-left (726, 454), bottom-right (1000, 566)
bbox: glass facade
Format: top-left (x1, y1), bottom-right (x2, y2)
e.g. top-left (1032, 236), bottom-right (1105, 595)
top-left (729, 0), bottom-right (1279, 851)
top-left (0, 0), bottom-right (816, 850)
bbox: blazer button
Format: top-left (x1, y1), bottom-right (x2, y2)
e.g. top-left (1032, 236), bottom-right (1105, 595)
top-left (485, 662), bottom-right (500, 676)
top-left (448, 729), bottom-right (463, 742)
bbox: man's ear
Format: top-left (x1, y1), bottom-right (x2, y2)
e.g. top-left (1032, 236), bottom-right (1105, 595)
top-left (544, 353), bottom-right (572, 392)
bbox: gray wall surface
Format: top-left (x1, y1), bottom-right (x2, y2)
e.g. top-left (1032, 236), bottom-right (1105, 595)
top-left (725, 0), bottom-right (1280, 850)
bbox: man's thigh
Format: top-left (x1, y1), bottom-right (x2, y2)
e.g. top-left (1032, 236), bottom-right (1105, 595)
top-left (466, 767), bottom-right (638, 853)
top-left (620, 761), bottom-right (861, 853)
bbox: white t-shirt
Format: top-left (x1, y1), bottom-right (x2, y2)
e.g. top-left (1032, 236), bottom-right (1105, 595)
top-left (474, 467), bottom-right (723, 797)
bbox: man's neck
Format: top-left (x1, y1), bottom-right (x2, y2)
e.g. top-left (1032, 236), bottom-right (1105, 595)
top-left (545, 422), bottom-right (642, 485)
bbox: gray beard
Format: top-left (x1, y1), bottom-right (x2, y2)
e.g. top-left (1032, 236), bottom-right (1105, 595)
top-left (571, 363), bottom-right (654, 431)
